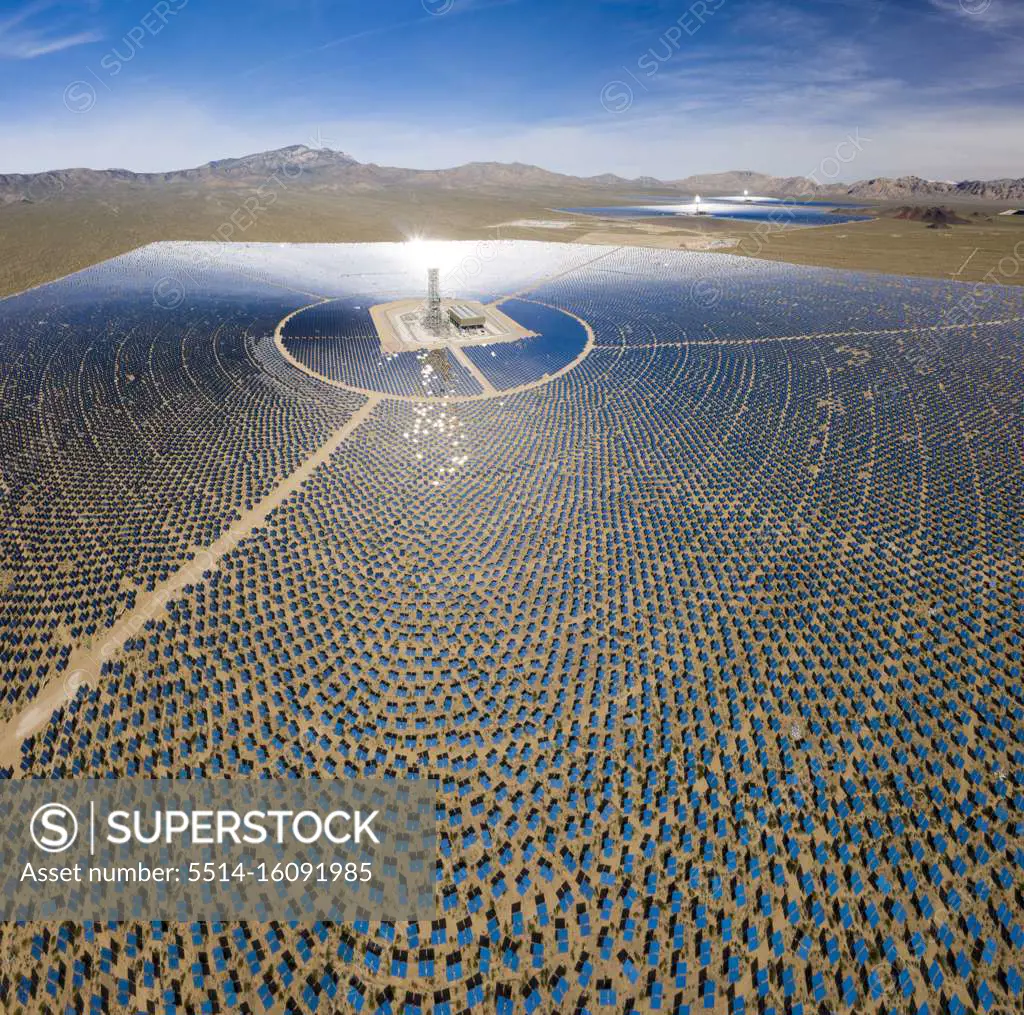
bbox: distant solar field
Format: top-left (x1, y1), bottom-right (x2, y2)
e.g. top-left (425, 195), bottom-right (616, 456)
top-left (1, 241), bottom-right (1022, 1015)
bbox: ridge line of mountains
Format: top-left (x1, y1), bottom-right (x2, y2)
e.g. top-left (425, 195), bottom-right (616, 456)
top-left (2, 144), bottom-right (1022, 204)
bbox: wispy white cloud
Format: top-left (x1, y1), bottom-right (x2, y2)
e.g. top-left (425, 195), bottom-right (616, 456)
top-left (0, 2), bottom-right (102, 60)
top-left (602, 0), bottom-right (1020, 143)
top-left (928, 0), bottom-right (1024, 31)
top-left (239, 0), bottom-right (524, 80)
top-left (8, 29), bottom-right (103, 58)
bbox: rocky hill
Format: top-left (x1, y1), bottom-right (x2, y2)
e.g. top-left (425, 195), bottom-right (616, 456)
top-left (846, 175), bottom-right (1024, 201)
top-left (669, 170), bottom-right (825, 197)
top-left (883, 205), bottom-right (972, 226)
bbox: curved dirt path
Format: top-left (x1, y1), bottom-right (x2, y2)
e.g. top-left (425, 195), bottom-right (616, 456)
top-left (594, 313), bottom-right (1024, 349)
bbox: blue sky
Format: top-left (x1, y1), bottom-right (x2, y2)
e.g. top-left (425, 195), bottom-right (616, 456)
top-left (0, 0), bottom-right (1021, 178)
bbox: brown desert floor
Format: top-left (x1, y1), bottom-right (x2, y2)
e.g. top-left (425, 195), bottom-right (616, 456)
top-left (4, 189), bottom-right (1023, 300)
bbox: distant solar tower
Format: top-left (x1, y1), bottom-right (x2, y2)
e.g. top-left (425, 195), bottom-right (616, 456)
top-left (425, 268), bottom-right (442, 332)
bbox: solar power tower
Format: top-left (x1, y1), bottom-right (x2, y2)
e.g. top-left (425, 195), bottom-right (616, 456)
top-left (425, 268), bottom-right (442, 332)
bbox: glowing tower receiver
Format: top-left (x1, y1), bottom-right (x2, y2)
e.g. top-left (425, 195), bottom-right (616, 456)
top-left (425, 268), bottom-right (442, 332)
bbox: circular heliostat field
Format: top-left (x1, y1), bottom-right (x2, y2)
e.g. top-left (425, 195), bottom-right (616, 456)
top-left (278, 297), bottom-right (591, 399)
top-left (6, 239), bottom-right (1024, 1015)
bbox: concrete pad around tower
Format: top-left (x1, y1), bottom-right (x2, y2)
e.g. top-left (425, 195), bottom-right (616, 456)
top-left (370, 298), bottom-right (538, 354)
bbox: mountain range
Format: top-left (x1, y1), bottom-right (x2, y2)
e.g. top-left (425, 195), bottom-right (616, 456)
top-left (656, 170), bottom-right (1024, 203)
top-left (2, 145), bottom-right (1022, 204)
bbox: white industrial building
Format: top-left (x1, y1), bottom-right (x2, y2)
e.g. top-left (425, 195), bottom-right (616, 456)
top-left (449, 304), bottom-right (487, 329)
